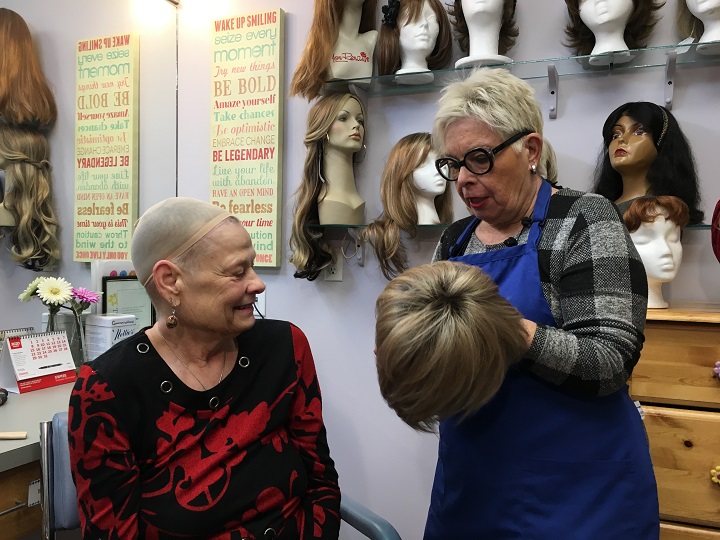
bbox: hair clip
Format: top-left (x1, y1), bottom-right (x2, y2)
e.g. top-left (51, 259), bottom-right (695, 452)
top-left (382, 0), bottom-right (401, 27)
top-left (656, 107), bottom-right (669, 148)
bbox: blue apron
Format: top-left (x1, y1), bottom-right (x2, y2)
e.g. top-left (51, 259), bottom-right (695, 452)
top-left (424, 180), bottom-right (658, 539)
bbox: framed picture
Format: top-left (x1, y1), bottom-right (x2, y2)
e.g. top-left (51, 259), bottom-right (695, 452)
top-left (101, 276), bottom-right (155, 329)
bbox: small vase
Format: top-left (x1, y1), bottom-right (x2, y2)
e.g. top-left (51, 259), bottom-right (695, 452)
top-left (68, 311), bottom-right (88, 372)
top-left (45, 308), bottom-right (59, 332)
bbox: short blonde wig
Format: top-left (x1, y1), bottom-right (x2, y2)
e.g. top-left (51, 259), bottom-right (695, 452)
top-left (432, 68), bottom-right (543, 156)
top-left (375, 261), bottom-right (527, 432)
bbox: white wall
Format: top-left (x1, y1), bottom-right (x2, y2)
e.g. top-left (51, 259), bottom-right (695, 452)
top-left (3, 1), bottom-right (720, 539)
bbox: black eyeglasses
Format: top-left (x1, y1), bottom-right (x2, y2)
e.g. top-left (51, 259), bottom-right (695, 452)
top-left (435, 130), bottom-right (533, 181)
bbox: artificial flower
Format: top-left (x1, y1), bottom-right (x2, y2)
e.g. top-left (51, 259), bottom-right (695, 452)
top-left (18, 277), bottom-right (44, 302)
top-left (37, 277), bottom-right (73, 306)
top-left (73, 287), bottom-right (100, 305)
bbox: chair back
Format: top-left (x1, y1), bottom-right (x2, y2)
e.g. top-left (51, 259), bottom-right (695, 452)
top-left (40, 411), bottom-right (80, 540)
top-left (39, 412), bottom-right (402, 539)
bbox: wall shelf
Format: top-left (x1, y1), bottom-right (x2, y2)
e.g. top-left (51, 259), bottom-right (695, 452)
top-left (323, 41), bottom-right (720, 99)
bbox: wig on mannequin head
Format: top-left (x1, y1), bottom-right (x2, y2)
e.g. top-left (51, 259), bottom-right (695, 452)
top-left (376, 0), bottom-right (452, 76)
top-left (563, 0), bottom-right (663, 56)
top-left (0, 124), bottom-right (60, 270)
top-left (676, 0), bottom-right (705, 40)
top-left (448, 0), bottom-right (518, 56)
top-left (0, 8), bottom-right (56, 128)
top-left (375, 261), bottom-right (527, 432)
top-left (289, 0), bottom-right (378, 100)
top-left (623, 195), bottom-right (690, 232)
top-left (290, 93), bottom-right (367, 280)
top-left (591, 101), bottom-right (703, 225)
top-left (361, 133), bottom-right (453, 280)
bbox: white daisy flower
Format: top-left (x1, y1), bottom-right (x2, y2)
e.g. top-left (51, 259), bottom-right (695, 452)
top-left (18, 277), bottom-right (44, 302)
top-left (37, 277), bottom-right (73, 306)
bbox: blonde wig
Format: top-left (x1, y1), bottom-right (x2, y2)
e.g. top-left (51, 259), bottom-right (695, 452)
top-left (0, 124), bottom-right (60, 270)
top-left (432, 68), bottom-right (543, 156)
top-left (448, 0), bottom-right (518, 56)
top-left (623, 195), bottom-right (690, 233)
top-left (375, 261), bottom-right (527, 432)
top-left (0, 8), bottom-right (57, 128)
top-left (290, 93), bottom-right (366, 280)
top-left (376, 0), bottom-right (453, 76)
top-left (361, 133), bottom-right (452, 280)
top-left (563, 0), bottom-right (663, 56)
top-left (290, 0), bottom-right (379, 100)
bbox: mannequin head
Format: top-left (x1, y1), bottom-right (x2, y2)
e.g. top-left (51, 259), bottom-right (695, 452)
top-left (712, 199), bottom-right (720, 264)
top-left (361, 132), bottom-right (453, 280)
top-left (592, 101), bottom-right (703, 225)
top-left (376, 0), bottom-right (452, 75)
top-left (676, 0), bottom-right (720, 43)
top-left (375, 260), bottom-right (527, 431)
top-left (290, 93), bottom-right (367, 280)
top-left (564, 0), bottom-right (662, 56)
top-left (290, 0), bottom-right (378, 100)
top-left (0, 124), bottom-right (60, 270)
top-left (623, 196), bottom-right (690, 308)
top-left (448, 0), bottom-right (518, 56)
top-left (325, 95), bottom-right (365, 155)
top-left (0, 8), bottom-right (56, 128)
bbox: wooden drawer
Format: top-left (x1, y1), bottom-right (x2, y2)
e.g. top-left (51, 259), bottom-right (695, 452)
top-left (645, 406), bottom-right (720, 528)
top-left (630, 318), bottom-right (720, 409)
top-left (0, 460), bottom-right (42, 539)
top-left (661, 522), bottom-right (720, 539)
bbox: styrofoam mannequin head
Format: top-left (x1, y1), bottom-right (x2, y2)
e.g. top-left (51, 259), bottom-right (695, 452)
top-left (686, 0), bottom-right (720, 44)
top-left (458, 0), bottom-right (507, 61)
top-left (398, 0), bottom-right (440, 72)
top-left (412, 151), bottom-right (446, 224)
top-left (624, 196), bottom-right (690, 309)
top-left (579, 0), bottom-right (634, 56)
top-left (630, 214), bottom-right (682, 308)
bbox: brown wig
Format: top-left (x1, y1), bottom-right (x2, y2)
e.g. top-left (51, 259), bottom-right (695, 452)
top-left (676, 1), bottom-right (703, 41)
top-left (623, 195), bottom-right (690, 233)
top-left (361, 133), bottom-right (452, 280)
top-left (0, 8), bottom-right (57, 128)
top-left (376, 0), bottom-right (452, 76)
top-left (448, 0), bottom-right (518, 56)
top-left (563, 0), bottom-right (664, 56)
top-left (290, 0), bottom-right (378, 100)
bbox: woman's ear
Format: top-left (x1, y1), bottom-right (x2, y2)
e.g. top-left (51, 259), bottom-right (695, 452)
top-left (526, 133), bottom-right (543, 168)
top-left (152, 260), bottom-right (180, 297)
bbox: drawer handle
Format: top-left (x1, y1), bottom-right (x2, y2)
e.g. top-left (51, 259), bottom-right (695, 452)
top-left (0, 500), bottom-right (26, 518)
top-left (714, 361), bottom-right (720, 379)
top-left (711, 466), bottom-right (720, 485)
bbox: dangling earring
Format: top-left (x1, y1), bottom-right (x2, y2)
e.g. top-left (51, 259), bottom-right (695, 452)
top-left (530, 164), bottom-right (538, 175)
top-left (166, 300), bottom-right (178, 329)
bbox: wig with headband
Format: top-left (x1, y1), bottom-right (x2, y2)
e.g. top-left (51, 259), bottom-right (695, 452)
top-left (131, 198), bottom-right (233, 287)
top-left (591, 101), bottom-right (704, 225)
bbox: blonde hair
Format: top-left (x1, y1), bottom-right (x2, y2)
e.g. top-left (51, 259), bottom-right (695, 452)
top-left (361, 133), bottom-right (452, 279)
top-left (376, 0), bottom-right (452, 76)
top-left (375, 261), bottom-right (527, 432)
top-left (448, 0), bottom-right (518, 56)
top-left (290, 0), bottom-right (378, 100)
top-left (290, 94), bottom-right (366, 280)
top-left (0, 8), bottom-right (57, 128)
top-left (432, 68), bottom-right (543, 156)
top-left (0, 125), bottom-right (60, 269)
top-left (538, 137), bottom-right (558, 185)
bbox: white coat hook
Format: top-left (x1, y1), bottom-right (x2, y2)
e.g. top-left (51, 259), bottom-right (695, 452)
top-left (665, 51), bottom-right (677, 110)
top-left (343, 228), bottom-right (365, 267)
top-left (547, 63), bottom-right (558, 120)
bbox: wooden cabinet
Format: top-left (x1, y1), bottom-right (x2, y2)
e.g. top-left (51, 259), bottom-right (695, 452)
top-left (0, 461), bottom-right (42, 539)
top-left (629, 305), bottom-right (720, 538)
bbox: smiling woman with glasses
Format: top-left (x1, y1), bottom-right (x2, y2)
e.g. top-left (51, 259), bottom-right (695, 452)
top-left (375, 68), bottom-right (658, 539)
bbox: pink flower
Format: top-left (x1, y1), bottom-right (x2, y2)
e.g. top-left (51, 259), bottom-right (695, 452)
top-left (72, 287), bottom-right (100, 305)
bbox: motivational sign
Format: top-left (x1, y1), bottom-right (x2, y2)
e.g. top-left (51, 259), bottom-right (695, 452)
top-left (73, 33), bottom-right (139, 262)
top-left (210, 10), bottom-right (284, 267)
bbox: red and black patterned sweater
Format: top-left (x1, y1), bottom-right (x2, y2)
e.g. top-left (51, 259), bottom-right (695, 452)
top-left (68, 319), bottom-right (340, 539)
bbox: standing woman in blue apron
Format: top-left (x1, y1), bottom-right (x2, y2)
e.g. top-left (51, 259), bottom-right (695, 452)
top-left (423, 68), bottom-right (658, 538)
